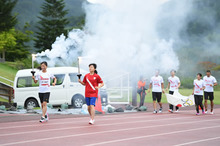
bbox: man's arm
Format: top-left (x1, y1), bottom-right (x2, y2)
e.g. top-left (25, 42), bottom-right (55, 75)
top-left (148, 83), bottom-right (152, 93)
top-left (162, 83), bottom-right (165, 93)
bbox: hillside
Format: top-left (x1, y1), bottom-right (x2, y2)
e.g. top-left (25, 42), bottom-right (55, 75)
top-left (13, 0), bottom-right (86, 32)
top-left (0, 63), bottom-right (18, 86)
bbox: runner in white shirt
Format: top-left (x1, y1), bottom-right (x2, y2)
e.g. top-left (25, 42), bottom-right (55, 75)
top-left (203, 70), bottom-right (218, 114)
top-left (192, 73), bottom-right (205, 115)
top-left (148, 70), bottom-right (165, 114)
top-left (166, 70), bottom-right (181, 113)
top-left (32, 61), bottom-right (56, 123)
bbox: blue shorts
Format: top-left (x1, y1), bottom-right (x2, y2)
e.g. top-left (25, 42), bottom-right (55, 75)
top-left (85, 97), bottom-right (97, 106)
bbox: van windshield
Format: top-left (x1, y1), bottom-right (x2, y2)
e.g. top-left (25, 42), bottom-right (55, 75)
top-left (17, 74), bottom-right (65, 88)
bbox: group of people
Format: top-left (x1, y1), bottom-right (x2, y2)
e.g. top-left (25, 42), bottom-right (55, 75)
top-left (32, 61), bottom-right (217, 124)
top-left (32, 62), bottom-right (103, 124)
top-left (137, 70), bottom-right (218, 115)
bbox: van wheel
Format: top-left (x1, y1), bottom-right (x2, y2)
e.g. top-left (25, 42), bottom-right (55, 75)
top-left (72, 95), bottom-right (85, 108)
top-left (25, 99), bottom-right (39, 108)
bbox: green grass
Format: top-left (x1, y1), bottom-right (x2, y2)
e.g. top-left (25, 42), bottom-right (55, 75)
top-left (0, 62), bottom-right (18, 86)
top-left (0, 97), bottom-right (9, 102)
top-left (134, 89), bottom-right (220, 105)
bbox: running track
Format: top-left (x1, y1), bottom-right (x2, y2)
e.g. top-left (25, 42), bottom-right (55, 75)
top-left (0, 109), bottom-right (220, 146)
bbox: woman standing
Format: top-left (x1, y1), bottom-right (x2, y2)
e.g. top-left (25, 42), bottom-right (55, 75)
top-left (32, 61), bottom-right (57, 123)
top-left (78, 63), bottom-right (104, 125)
top-left (137, 76), bottom-right (147, 107)
top-left (192, 73), bottom-right (205, 115)
top-left (166, 70), bottom-right (181, 113)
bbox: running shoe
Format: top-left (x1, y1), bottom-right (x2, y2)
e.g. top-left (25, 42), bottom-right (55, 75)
top-left (45, 113), bottom-right (49, 121)
top-left (202, 111), bottom-right (205, 114)
top-left (158, 108), bottom-right (163, 113)
top-left (168, 109), bottom-right (173, 113)
top-left (153, 110), bottom-right (157, 114)
top-left (39, 116), bottom-right (45, 123)
top-left (205, 111), bottom-right (208, 114)
top-left (89, 119), bottom-right (95, 125)
top-left (196, 113), bottom-right (200, 116)
top-left (210, 112), bottom-right (214, 115)
top-left (175, 110), bottom-right (179, 112)
top-left (89, 119), bottom-right (93, 124)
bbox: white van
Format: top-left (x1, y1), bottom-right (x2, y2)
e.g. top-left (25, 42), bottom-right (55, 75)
top-left (13, 67), bottom-right (107, 108)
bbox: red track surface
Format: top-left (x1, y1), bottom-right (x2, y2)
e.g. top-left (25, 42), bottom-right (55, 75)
top-left (0, 109), bottom-right (220, 146)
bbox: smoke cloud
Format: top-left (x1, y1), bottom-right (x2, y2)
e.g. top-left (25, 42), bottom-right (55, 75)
top-left (36, 0), bottom-right (193, 79)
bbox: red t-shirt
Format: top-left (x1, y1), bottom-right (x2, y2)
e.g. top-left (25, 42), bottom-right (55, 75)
top-left (83, 73), bottom-right (103, 98)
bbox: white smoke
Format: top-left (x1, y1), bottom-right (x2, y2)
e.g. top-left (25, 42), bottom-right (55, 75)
top-left (36, 0), bottom-right (192, 78)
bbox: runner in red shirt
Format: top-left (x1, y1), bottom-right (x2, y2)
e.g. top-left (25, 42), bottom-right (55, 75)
top-left (78, 63), bottom-right (104, 125)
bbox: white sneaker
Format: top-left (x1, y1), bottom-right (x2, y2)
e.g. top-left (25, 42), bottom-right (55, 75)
top-left (205, 111), bottom-right (208, 114)
top-left (45, 113), bottom-right (49, 121)
top-left (158, 108), bottom-right (162, 113)
top-left (89, 119), bottom-right (93, 124)
top-left (89, 119), bottom-right (95, 125)
top-left (153, 110), bottom-right (157, 114)
top-left (175, 110), bottom-right (179, 112)
top-left (210, 112), bottom-right (214, 115)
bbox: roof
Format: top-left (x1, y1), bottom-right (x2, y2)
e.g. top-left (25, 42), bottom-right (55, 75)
top-left (15, 67), bottom-right (87, 77)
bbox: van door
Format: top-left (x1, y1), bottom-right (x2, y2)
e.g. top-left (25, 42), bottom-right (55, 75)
top-left (50, 74), bottom-right (67, 105)
top-left (67, 73), bottom-right (85, 107)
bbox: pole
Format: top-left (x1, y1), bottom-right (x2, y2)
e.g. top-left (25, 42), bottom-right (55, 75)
top-left (31, 54), bottom-right (36, 76)
top-left (77, 57), bottom-right (82, 79)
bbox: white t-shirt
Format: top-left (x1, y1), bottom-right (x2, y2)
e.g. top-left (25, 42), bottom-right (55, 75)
top-left (35, 71), bottom-right (55, 93)
top-left (168, 76), bottom-right (180, 91)
top-left (203, 75), bottom-right (217, 92)
top-left (150, 75), bottom-right (164, 92)
top-left (193, 79), bottom-right (205, 95)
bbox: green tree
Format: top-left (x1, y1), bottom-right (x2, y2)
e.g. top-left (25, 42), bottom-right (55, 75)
top-left (0, 0), bottom-right (17, 32)
top-left (0, 29), bottom-right (17, 60)
top-left (34, 0), bottom-right (69, 51)
top-left (6, 23), bottom-right (33, 61)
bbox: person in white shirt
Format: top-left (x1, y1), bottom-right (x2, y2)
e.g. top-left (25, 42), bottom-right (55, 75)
top-left (192, 73), bottom-right (205, 115)
top-left (203, 70), bottom-right (218, 114)
top-left (148, 70), bottom-right (165, 114)
top-left (166, 70), bottom-right (181, 113)
top-left (32, 61), bottom-right (57, 123)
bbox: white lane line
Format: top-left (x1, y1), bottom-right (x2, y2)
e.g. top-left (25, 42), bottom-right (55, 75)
top-left (0, 116), bottom-right (192, 137)
top-left (1, 119), bottom-right (220, 146)
top-left (0, 111), bottom-right (154, 125)
top-left (85, 126), bottom-right (220, 146)
top-left (174, 136), bottom-right (220, 146)
top-left (0, 113), bottom-right (178, 130)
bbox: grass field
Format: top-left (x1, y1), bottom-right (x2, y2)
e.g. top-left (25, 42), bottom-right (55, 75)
top-left (0, 97), bottom-right (9, 102)
top-left (135, 88), bottom-right (220, 105)
top-left (0, 63), bottom-right (18, 86)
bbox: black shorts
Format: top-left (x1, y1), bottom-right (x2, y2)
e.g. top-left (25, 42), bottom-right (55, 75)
top-left (39, 92), bottom-right (50, 103)
top-left (152, 92), bottom-right (162, 102)
top-left (204, 92), bottom-right (214, 101)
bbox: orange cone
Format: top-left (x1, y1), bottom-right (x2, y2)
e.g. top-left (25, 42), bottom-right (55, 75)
top-left (95, 94), bottom-right (105, 114)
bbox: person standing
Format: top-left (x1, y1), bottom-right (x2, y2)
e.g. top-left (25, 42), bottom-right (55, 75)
top-left (203, 70), bottom-right (218, 114)
top-left (192, 73), bottom-right (205, 115)
top-left (166, 70), bottom-right (181, 113)
top-left (32, 61), bottom-right (57, 123)
top-left (137, 76), bottom-right (147, 107)
top-left (78, 63), bottom-right (104, 125)
top-left (148, 70), bottom-right (165, 114)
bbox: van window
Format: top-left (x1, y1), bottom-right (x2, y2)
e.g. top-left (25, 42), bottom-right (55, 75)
top-left (53, 74), bottom-right (65, 85)
top-left (17, 77), bottom-right (39, 88)
top-left (16, 74), bottom-right (65, 88)
top-left (69, 73), bottom-right (83, 83)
